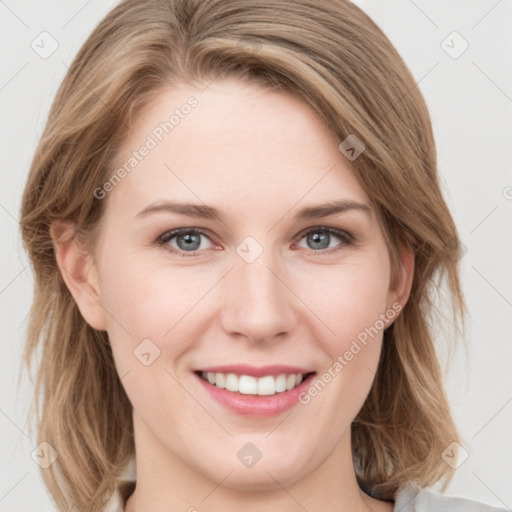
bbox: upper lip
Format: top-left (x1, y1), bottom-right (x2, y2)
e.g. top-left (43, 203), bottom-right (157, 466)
top-left (195, 364), bottom-right (315, 377)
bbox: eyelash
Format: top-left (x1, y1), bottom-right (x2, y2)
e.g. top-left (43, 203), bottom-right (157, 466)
top-left (156, 226), bottom-right (355, 258)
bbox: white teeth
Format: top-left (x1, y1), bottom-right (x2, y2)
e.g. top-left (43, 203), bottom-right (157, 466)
top-left (225, 373), bottom-right (239, 392)
top-left (200, 371), bottom-right (309, 395)
top-left (275, 374), bottom-right (287, 392)
top-left (215, 372), bottom-right (226, 389)
top-left (257, 376), bottom-right (275, 396)
top-left (239, 375), bottom-right (258, 395)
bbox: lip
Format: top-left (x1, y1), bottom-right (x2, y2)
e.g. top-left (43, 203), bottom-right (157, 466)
top-left (195, 364), bottom-right (314, 377)
top-left (193, 369), bottom-right (317, 417)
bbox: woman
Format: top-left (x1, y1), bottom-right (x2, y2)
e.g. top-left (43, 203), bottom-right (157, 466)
top-left (19, 0), bottom-right (507, 511)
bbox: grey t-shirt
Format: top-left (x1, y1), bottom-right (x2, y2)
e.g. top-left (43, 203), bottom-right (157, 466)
top-left (392, 483), bottom-right (509, 512)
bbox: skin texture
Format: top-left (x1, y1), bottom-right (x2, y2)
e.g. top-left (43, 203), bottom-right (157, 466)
top-left (53, 77), bottom-right (414, 512)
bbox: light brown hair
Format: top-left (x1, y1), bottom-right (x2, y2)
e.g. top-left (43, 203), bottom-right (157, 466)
top-left (20, 0), bottom-right (466, 510)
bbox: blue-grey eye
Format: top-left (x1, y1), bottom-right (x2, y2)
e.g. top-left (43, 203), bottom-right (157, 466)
top-left (307, 232), bottom-right (330, 250)
top-left (160, 229), bottom-right (213, 253)
top-left (175, 232), bottom-right (202, 251)
top-left (297, 229), bottom-right (349, 251)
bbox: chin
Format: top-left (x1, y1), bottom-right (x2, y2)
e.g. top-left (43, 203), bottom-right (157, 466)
top-left (221, 464), bottom-right (306, 492)
top-left (196, 445), bottom-right (313, 491)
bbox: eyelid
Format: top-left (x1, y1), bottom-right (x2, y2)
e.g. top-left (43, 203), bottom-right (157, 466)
top-left (158, 227), bottom-right (212, 244)
top-left (295, 225), bottom-right (354, 244)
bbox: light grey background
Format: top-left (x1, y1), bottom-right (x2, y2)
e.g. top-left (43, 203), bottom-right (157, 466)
top-left (1, 1), bottom-right (511, 510)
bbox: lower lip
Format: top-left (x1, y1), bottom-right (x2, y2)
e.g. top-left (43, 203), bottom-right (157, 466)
top-left (194, 372), bottom-right (316, 417)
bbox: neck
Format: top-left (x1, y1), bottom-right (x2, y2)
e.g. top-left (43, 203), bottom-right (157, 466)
top-left (125, 412), bottom-right (393, 512)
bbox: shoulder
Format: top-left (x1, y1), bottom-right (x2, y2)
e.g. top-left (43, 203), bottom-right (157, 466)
top-left (394, 483), bottom-right (509, 512)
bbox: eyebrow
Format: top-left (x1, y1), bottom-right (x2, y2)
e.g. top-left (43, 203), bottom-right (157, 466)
top-left (135, 199), bottom-right (372, 221)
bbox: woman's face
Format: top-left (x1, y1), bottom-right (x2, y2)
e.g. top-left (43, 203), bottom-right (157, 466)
top-left (76, 78), bottom-right (412, 490)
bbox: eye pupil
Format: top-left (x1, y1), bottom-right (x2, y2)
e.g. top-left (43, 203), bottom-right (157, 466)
top-left (177, 232), bottom-right (201, 251)
top-left (307, 231), bottom-right (330, 250)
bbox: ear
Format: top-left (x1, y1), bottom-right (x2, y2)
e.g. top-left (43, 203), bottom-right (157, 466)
top-left (386, 242), bottom-right (415, 322)
top-left (50, 221), bottom-right (107, 331)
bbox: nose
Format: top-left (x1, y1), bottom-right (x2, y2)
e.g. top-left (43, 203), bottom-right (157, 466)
top-left (218, 246), bottom-right (298, 345)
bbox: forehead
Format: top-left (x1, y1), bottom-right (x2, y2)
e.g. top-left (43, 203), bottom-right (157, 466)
top-left (103, 78), bottom-right (369, 221)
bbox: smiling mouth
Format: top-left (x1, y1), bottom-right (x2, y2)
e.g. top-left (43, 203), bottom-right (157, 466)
top-left (195, 370), bottom-right (316, 396)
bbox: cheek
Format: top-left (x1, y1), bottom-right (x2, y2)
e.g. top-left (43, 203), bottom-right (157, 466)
top-left (294, 257), bottom-right (390, 412)
top-left (99, 257), bottom-right (207, 417)
top-left (99, 250), bottom-right (216, 360)
top-left (295, 257), bottom-right (390, 347)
